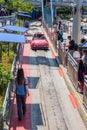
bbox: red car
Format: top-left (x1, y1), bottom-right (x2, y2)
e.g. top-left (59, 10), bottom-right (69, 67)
top-left (30, 32), bottom-right (49, 50)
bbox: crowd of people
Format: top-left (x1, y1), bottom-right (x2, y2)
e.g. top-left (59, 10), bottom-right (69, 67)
top-left (64, 36), bottom-right (87, 93)
top-left (67, 37), bottom-right (87, 93)
top-left (56, 20), bottom-right (87, 93)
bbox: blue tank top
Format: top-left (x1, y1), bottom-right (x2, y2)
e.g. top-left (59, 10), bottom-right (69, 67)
top-left (16, 78), bottom-right (26, 95)
top-left (17, 85), bottom-right (25, 95)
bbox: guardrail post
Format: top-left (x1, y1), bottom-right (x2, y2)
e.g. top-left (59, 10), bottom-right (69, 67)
top-left (1, 116), bottom-right (4, 130)
top-left (83, 75), bottom-right (87, 109)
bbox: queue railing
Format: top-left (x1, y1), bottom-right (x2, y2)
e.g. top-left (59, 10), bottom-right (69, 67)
top-left (58, 41), bottom-right (67, 66)
top-left (83, 75), bottom-right (87, 109)
top-left (67, 52), bottom-right (78, 90)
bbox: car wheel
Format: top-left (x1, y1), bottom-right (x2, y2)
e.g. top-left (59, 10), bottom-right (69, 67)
top-left (32, 48), bottom-right (36, 51)
top-left (45, 48), bottom-right (48, 51)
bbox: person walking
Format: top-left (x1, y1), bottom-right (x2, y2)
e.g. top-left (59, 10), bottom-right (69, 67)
top-left (15, 68), bottom-right (29, 121)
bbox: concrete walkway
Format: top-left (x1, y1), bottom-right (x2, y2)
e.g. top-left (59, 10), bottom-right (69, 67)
top-left (9, 44), bottom-right (32, 130)
top-left (41, 25), bottom-right (87, 127)
top-left (8, 21), bottom-right (87, 129)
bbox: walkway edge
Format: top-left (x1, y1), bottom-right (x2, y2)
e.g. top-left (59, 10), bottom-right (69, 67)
top-left (61, 65), bottom-right (87, 126)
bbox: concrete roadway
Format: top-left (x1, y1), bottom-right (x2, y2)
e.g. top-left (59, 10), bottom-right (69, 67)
top-left (29, 22), bottom-right (86, 130)
top-left (9, 21), bottom-right (86, 130)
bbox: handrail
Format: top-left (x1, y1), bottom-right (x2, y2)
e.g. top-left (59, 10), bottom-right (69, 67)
top-left (0, 13), bottom-right (17, 26)
top-left (2, 82), bottom-right (11, 116)
top-left (83, 75), bottom-right (87, 108)
top-left (84, 75), bottom-right (87, 87)
top-left (68, 52), bottom-right (78, 71)
top-left (1, 43), bottom-right (20, 129)
top-left (1, 82), bottom-right (11, 130)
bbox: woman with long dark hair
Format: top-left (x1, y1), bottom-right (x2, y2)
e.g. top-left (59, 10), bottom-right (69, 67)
top-left (15, 68), bottom-right (29, 121)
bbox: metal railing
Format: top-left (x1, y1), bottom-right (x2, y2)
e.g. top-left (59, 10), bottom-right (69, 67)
top-left (0, 43), bottom-right (20, 130)
top-left (83, 75), bottom-right (87, 109)
top-left (42, 20), bottom-right (58, 51)
top-left (57, 40), bottom-right (78, 89)
top-left (25, 0), bottom-right (87, 6)
top-left (67, 52), bottom-right (78, 90)
top-left (0, 13), bottom-right (17, 27)
top-left (1, 81), bottom-right (13, 130)
top-left (58, 41), bottom-right (66, 66)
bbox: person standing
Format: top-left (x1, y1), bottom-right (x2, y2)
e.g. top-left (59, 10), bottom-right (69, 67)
top-left (81, 50), bottom-right (87, 73)
top-left (15, 68), bottom-right (29, 121)
top-left (57, 31), bottom-right (63, 42)
top-left (73, 44), bottom-right (80, 60)
top-left (78, 60), bottom-right (85, 93)
top-left (67, 39), bottom-right (75, 55)
top-left (24, 20), bottom-right (29, 28)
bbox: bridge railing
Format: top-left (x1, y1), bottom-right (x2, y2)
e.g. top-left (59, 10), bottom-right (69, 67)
top-left (0, 13), bottom-right (17, 27)
top-left (67, 52), bottom-right (78, 90)
top-left (0, 43), bottom-right (20, 130)
top-left (1, 81), bottom-right (13, 130)
top-left (58, 41), bottom-right (67, 66)
top-left (57, 40), bottom-right (78, 89)
top-left (83, 75), bottom-right (87, 109)
top-left (42, 20), bottom-right (58, 51)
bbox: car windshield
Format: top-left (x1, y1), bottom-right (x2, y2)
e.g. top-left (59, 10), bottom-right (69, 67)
top-left (33, 34), bottom-right (46, 40)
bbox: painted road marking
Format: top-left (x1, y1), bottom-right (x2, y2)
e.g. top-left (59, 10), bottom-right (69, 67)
top-left (52, 53), bottom-right (56, 59)
top-left (58, 68), bottom-right (64, 77)
top-left (69, 93), bottom-right (78, 109)
top-left (9, 44), bottom-right (32, 130)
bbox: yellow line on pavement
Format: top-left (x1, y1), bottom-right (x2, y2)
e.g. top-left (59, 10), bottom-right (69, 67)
top-left (41, 26), bottom-right (58, 57)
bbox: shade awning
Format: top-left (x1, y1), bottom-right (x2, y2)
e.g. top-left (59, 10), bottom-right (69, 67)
top-left (0, 32), bottom-right (26, 43)
top-left (3, 25), bottom-right (28, 33)
top-left (82, 41), bottom-right (87, 48)
top-left (79, 41), bottom-right (87, 49)
top-left (17, 13), bottom-right (32, 18)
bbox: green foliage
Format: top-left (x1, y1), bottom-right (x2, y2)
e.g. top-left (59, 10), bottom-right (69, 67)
top-left (0, 45), bottom-right (14, 124)
top-left (2, 43), bottom-right (16, 53)
top-left (1, 0), bottom-right (34, 13)
top-left (0, 43), bottom-right (15, 96)
top-left (56, 6), bottom-right (72, 20)
top-left (0, 63), bottom-right (13, 95)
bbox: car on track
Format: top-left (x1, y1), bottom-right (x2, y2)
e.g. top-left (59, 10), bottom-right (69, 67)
top-left (30, 32), bottom-right (49, 50)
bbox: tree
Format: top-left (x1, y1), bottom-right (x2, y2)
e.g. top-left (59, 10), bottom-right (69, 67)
top-left (56, 6), bottom-right (72, 20)
top-left (0, 63), bottom-right (13, 95)
top-left (1, 0), bottom-right (34, 14)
